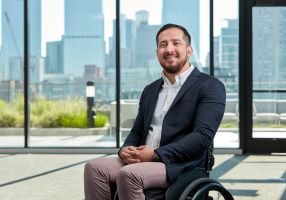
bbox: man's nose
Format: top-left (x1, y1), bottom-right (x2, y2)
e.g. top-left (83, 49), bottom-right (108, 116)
top-left (165, 44), bottom-right (175, 52)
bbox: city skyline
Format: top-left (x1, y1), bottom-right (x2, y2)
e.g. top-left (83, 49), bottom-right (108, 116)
top-left (40, 0), bottom-right (238, 65)
top-left (0, 0), bottom-right (242, 99)
top-left (0, 0), bottom-right (238, 66)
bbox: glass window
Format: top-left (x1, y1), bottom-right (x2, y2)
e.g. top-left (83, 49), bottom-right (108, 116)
top-left (252, 7), bottom-right (286, 138)
top-left (214, 0), bottom-right (239, 148)
top-left (118, 1), bottom-right (163, 143)
top-left (29, 0), bottom-right (115, 147)
top-left (0, 0), bottom-right (24, 147)
top-left (118, 0), bottom-right (210, 144)
top-left (0, 0), bottom-right (241, 149)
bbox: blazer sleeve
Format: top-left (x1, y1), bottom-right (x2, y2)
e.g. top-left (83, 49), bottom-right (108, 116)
top-left (156, 79), bottom-right (226, 164)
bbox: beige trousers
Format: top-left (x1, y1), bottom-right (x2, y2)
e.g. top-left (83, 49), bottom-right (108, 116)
top-left (84, 157), bottom-right (169, 200)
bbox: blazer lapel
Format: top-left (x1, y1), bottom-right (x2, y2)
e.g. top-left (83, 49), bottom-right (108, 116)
top-left (145, 78), bottom-right (164, 127)
top-left (168, 67), bottom-right (201, 112)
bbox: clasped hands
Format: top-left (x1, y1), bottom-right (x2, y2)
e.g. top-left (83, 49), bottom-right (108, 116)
top-left (119, 145), bottom-right (154, 164)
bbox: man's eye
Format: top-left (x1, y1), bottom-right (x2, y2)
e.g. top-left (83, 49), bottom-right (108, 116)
top-left (159, 44), bottom-right (166, 48)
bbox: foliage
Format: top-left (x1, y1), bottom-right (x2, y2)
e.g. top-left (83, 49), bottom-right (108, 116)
top-left (58, 110), bottom-right (88, 128)
top-left (13, 95), bottom-right (24, 113)
top-left (0, 100), bottom-right (23, 127)
top-left (2, 97), bottom-right (286, 129)
top-left (0, 109), bottom-right (17, 127)
top-left (219, 121), bottom-right (238, 128)
top-left (0, 97), bottom-right (109, 128)
top-left (94, 113), bottom-right (109, 128)
top-left (31, 96), bottom-right (53, 116)
top-left (0, 100), bottom-right (8, 110)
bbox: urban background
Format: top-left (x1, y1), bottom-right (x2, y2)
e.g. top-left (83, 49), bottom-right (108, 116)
top-left (0, 0), bottom-right (286, 147)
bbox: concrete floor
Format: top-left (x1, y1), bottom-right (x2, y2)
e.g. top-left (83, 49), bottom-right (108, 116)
top-left (0, 154), bottom-right (285, 200)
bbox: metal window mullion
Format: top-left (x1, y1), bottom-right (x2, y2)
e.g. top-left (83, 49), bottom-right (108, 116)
top-left (24, 0), bottom-right (30, 148)
top-left (239, 0), bottom-right (253, 153)
top-left (115, 0), bottom-right (121, 148)
top-left (209, 0), bottom-right (214, 76)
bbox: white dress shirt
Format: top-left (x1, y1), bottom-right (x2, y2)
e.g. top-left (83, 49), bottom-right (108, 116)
top-left (145, 65), bottom-right (194, 149)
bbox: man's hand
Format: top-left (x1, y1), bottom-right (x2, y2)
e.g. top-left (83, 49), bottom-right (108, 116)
top-left (137, 145), bottom-right (154, 162)
top-left (119, 145), bottom-right (155, 163)
top-left (119, 146), bottom-right (140, 164)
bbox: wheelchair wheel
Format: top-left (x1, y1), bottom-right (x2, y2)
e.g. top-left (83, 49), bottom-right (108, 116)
top-left (178, 178), bottom-right (234, 200)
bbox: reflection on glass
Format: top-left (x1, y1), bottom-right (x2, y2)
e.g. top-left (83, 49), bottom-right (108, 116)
top-left (252, 7), bottom-right (286, 138)
top-left (0, 0), bottom-right (24, 147)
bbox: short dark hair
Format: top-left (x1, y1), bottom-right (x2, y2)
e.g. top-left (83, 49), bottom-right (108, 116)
top-left (156, 23), bottom-right (191, 46)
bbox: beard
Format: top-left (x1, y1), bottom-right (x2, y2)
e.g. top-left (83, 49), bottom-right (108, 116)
top-left (162, 63), bottom-right (184, 74)
top-left (160, 55), bottom-right (189, 74)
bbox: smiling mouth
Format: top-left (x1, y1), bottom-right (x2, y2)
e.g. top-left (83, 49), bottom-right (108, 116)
top-left (164, 55), bottom-right (178, 60)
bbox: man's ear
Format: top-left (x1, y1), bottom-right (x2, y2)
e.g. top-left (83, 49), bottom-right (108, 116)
top-left (187, 46), bottom-right (193, 58)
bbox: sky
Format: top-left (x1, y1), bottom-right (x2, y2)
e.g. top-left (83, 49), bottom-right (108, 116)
top-left (41, 0), bottom-right (238, 65)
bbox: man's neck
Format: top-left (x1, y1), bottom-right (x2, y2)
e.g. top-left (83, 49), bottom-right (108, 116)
top-left (164, 63), bottom-right (191, 84)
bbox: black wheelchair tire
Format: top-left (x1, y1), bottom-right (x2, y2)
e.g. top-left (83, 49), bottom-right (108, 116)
top-left (178, 177), bottom-right (234, 200)
top-left (192, 182), bottom-right (234, 200)
top-left (178, 178), bottom-right (219, 200)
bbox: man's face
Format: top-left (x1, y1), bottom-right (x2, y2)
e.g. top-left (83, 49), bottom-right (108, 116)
top-left (156, 28), bottom-right (192, 74)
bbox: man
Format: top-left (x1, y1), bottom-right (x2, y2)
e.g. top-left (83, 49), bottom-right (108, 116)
top-left (84, 23), bottom-right (226, 200)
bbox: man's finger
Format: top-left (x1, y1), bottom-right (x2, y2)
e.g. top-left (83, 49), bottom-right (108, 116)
top-left (129, 151), bottom-right (139, 156)
top-left (137, 145), bottom-right (145, 150)
top-left (125, 158), bottom-right (140, 164)
top-left (127, 146), bottom-right (137, 151)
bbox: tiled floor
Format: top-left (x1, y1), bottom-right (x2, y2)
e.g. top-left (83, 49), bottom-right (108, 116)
top-left (0, 154), bottom-right (285, 200)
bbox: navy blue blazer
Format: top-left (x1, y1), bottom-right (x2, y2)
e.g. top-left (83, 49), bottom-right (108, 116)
top-left (122, 67), bottom-right (226, 182)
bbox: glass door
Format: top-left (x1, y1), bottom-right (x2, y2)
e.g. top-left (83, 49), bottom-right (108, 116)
top-left (249, 4), bottom-right (286, 153)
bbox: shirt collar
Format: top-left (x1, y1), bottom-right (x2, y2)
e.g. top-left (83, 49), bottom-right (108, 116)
top-left (161, 64), bottom-right (194, 88)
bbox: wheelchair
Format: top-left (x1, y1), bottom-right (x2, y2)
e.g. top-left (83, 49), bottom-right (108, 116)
top-left (112, 145), bottom-right (234, 200)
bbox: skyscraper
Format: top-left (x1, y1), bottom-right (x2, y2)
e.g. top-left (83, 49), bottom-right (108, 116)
top-left (220, 19), bottom-right (238, 75)
top-left (162, 0), bottom-right (200, 64)
top-left (107, 15), bottom-right (135, 69)
top-left (45, 41), bottom-right (63, 74)
top-left (1, 0), bottom-right (41, 80)
top-left (63, 0), bottom-right (105, 76)
top-left (253, 7), bottom-right (286, 89)
top-left (135, 23), bottom-right (160, 68)
top-left (135, 10), bottom-right (149, 26)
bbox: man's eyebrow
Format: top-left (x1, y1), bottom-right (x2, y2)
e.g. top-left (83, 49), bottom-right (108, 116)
top-left (171, 39), bottom-right (182, 42)
top-left (159, 39), bottom-right (182, 44)
top-left (158, 40), bottom-right (167, 45)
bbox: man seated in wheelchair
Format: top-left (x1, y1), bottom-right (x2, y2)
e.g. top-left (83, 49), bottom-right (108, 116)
top-left (84, 23), bottom-right (226, 200)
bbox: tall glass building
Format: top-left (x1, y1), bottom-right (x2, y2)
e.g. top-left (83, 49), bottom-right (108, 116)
top-left (1, 0), bottom-right (41, 80)
top-left (253, 7), bottom-right (286, 92)
top-left (63, 0), bottom-right (105, 76)
top-left (162, 0), bottom-right (200, 65)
